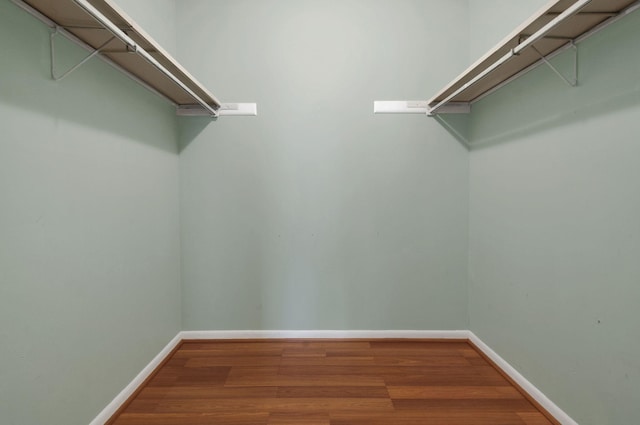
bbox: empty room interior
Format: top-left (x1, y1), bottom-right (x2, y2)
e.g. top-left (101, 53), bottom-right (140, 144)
top-left (1, 0), bottom-right (639, 424)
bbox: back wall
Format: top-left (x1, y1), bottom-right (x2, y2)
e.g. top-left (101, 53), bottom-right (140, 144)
top-left (176, 0), bottom-right (471, 330)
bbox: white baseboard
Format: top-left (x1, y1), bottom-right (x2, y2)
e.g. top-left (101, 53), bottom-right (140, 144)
top-left (90, 330), bottom-right (578, 425)
top-left (468, 332), bottom-right (578, 425)
top-left (88, 333), bottom-right (182, 425)
top-left (180, 329), bottom-right (470, 340)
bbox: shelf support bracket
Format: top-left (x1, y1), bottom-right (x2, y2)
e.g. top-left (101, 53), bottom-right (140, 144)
top-left (531, 42), bottom-right (578, 87)
top-left (50, 27), bottom-right (114, 81)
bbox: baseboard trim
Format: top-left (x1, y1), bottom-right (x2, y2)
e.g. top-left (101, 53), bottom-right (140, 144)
top-left (180, 329), bottom-right (470, 340)
top-left (90, 330), bottom-right (578, 425)
top-left (88, 333), bottom-right (183, 425)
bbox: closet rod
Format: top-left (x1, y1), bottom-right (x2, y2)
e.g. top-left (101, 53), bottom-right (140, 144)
top-left (72, 0), bottom-right (221, 117)
top-left (428, 0), bottom-right (592, 116)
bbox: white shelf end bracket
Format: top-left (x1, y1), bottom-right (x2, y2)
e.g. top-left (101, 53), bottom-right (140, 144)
top-left (374, 101), bottom-right (470, 115)
top-left (177, 103), bottom-right (258, 117)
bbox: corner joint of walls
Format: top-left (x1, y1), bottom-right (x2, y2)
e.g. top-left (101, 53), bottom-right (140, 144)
top-left (88, 333), bottom-right (183, 425)
top-left (467, 331), bottom-right (579, 425)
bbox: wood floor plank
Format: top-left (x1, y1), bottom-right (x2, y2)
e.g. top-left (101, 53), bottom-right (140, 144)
top-left (387, 385), bottom-right (522, 399)
top-left (277, 364), bottom-right (500, 378)
top-left (225, 374), bottom-right (387, 387)
top-left (186, 356), bottom-right (282, 367)
top-left (293, 341), bottom-right (372, 350)
top-left (383, 373), bottom-right (511, 386)
top-left (179, 342), bottom-right (296, 350)
top-left (368, 341), bottom-right (472, 350)
top-left (268, 412), bottom-right (330, 425)
top-left (174, 348), bottom-right (284, 358)
top-left (143, 398), bottom-right (394, 413)
top-left (330, 411), bottom-right (528, 425)
top-left (281, 348), bottom-right (327, 358)
top-left (147, 366), bottom-right (231, 387)
top-left (225, 366), bottom-right (279, 376)
top-left (373, 355), bottom-right (472, 367)
top-left (392, 398), bottom-right (538, 412)
top-left (136, 386), bottom-right (278, 399)
top-left (276, 386), bottom-right (389, 398)
top-left (114, 412), bottom-right (269, 425)
top-left (279, 356), bottom-right (375, 366)
top-left (517, 412), bottom-right (555, 425)
top-left (108, 339), bottom-right (561, 425)
top-left (326, 349), bottom-right (469, 358)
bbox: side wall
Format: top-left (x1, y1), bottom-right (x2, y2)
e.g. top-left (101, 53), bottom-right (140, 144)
top-left (0, 2), bottom-right (181, 424)
top-left (468, 4), bottom-right (640, 424)
top-left (176, 0), bottom-right (470, 331)
top-left (114, 0), bottom-right (177, 56)
top-left (468, 0), bottom-right (550, 63)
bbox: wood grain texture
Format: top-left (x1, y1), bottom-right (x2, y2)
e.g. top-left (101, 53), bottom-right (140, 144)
top-left (108, 339), bottom-right (558, 425)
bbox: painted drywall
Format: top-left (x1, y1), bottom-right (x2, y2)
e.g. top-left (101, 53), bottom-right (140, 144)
top-left (468, 5), bottom-right (640, 425)
top-left (177, 0), bottom-right (470, 330)
top-left (114, 0), bottom-right (177, 56)
top-left (0, 1), bottom-right (181, 424)
top-left (468, 0), bottom-right (550, 63)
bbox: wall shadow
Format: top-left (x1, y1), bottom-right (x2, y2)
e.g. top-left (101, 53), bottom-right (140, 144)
top-left (470, 86), bottom-right (640, 151)
top-left (178, 116), bottom-right (216, 153)
top-left (434, 114), bottom-right (471, 149)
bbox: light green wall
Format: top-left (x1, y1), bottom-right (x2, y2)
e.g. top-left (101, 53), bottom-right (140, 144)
top-left (468, 0), bottom-right (549, 63)
top-left (0, 1), bottom-right (181, 424)
top-left (114, 0), bottom-right (177, 56)
top-left (468, 5), bottom-right (640, 425)
top-left (177, 0), bottom-right (470, 330)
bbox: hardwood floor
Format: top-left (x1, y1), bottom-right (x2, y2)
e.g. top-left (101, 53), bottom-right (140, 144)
top-left (108, 339), bottom-right (558, 425)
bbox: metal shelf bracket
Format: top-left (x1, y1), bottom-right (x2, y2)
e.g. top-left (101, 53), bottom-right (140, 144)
top-left (532, 42), bottom-right (578, 87)
top-left (50, 26), bottom-right (114, 81)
